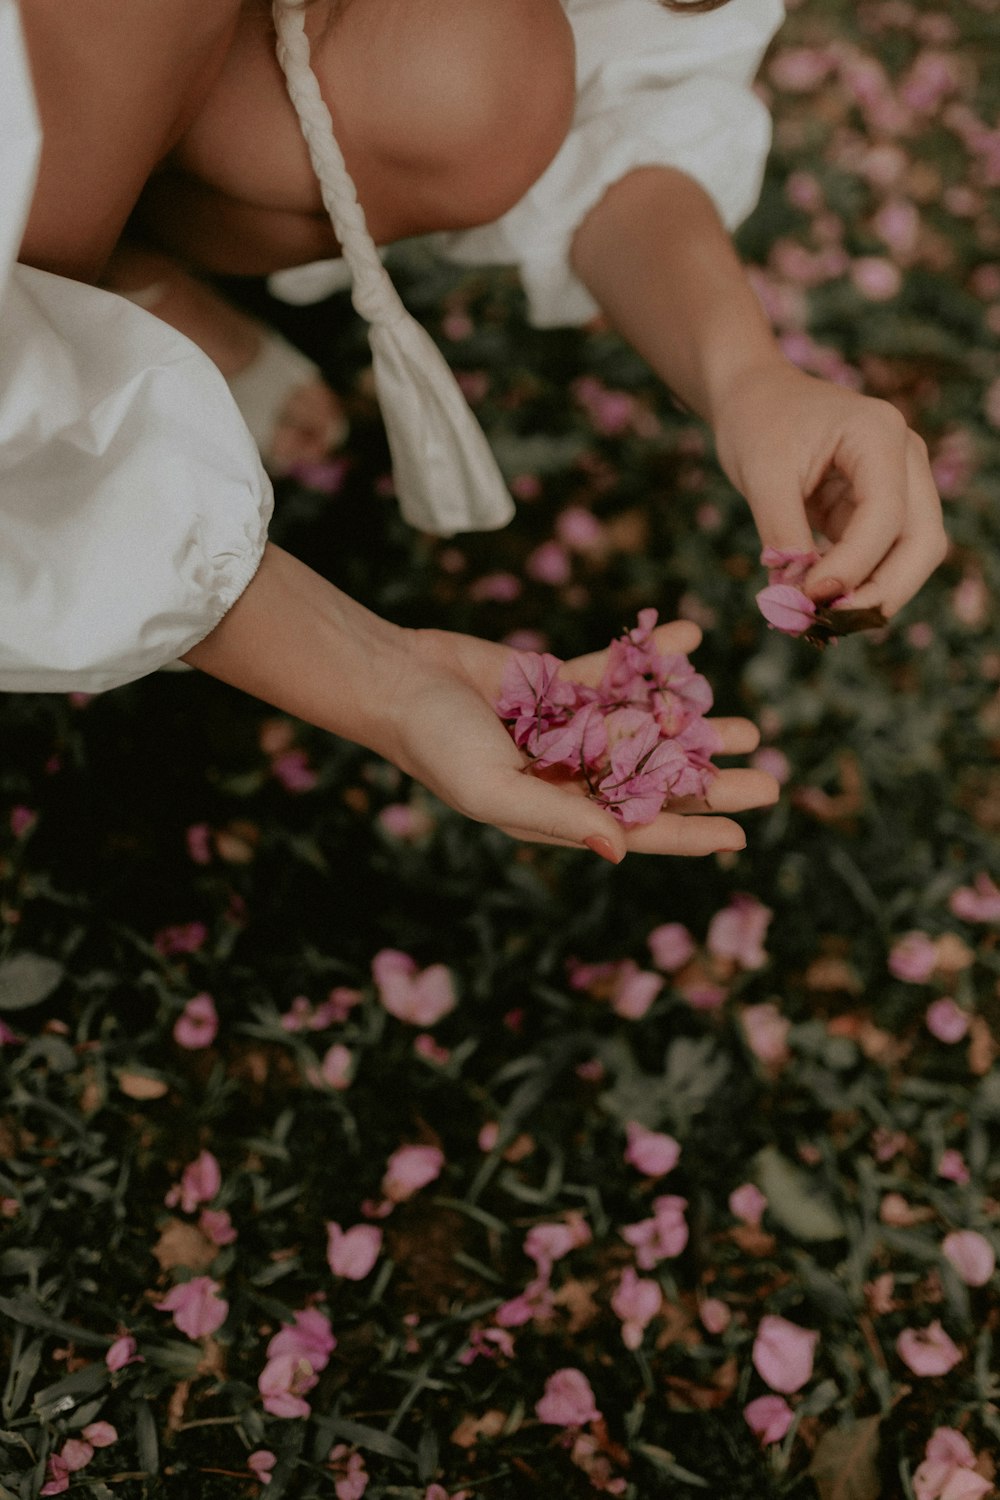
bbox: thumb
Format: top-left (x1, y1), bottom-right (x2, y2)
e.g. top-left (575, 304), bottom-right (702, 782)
top-left (746, 488), bottom-right (816, 558)
top-left (482, 766), bottom-right (627, 863)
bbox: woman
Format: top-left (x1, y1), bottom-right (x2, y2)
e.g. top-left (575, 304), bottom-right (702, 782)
top-left (2, 0), bottom-right (945, 858)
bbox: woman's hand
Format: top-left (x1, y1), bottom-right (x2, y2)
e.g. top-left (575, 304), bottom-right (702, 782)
top-left (384, 620), bottom-right (779, 862)
top-left (713, 359), bottom-right (949, 617)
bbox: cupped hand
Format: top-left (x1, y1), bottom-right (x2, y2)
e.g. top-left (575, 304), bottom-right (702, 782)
top-left (713, 359), bottom-right (949, 617)
top-left (383, 620), bottom-right (779, 861)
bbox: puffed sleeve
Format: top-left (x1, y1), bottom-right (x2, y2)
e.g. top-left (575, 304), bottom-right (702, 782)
top-left (0, 0), bottom-right (273, 695)
top-left (436, 0), bottom-right (785, 328)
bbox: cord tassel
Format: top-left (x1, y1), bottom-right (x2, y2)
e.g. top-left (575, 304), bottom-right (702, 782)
top-left (272, 1), bottom-right (515, 537)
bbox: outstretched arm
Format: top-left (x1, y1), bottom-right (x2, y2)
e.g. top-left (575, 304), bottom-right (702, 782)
top-left (183, 544), bottom-right (777, 860)
top-left (569, 164), bottom-right (948, 616)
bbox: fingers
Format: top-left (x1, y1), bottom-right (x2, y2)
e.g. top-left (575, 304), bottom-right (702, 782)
top-left (837, 435), bottom-right (949, 616)
top-left (564, 620), bottom-right (702, 687)
top-left (667, 767), bottom-right (779, 815)
top-left (802, 404), bottom-right (909, 599)
top-left (710, 717), bottom-right (761, 756)
top-left (472, 763), bottom-right (628, 862)
top-left (621, 812), bottom-right (749, 857)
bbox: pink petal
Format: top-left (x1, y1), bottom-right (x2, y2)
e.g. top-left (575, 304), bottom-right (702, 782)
top-left (535, 1368), bottom-right (602, 1427)
top-left (326, 1223), bottom-right (383, 1280)
top-left (896, 1321), bottom-right (963, 1377)
top-left (751, 1315), bottom-right (819, 1394)
top-left (744, 1394), bottom-right (794, 1445)
top-left (942, 1230), bottom-right (996, 1287)
top-left (756, 583), bottom-right (818, 635)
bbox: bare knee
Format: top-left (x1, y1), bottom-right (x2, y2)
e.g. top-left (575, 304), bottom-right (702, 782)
top-left (334, 0), bottom-right (577, 237)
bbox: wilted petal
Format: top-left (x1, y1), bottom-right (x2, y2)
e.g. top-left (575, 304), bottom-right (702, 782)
top-left (896, 1321), bottom-right (962, 1377)
top-left (751, 1315), bottom-right (819, 1393)
top-left (624, 1122), bottom-right (681, 1177)
top-left (535, 1368), bottom-right (601, 1427)
top-left (326, 1223), bottom-right (383, 1281)
top-left (756, 583), bottom-right (817, 635)
top-left (942, 1230), bottom-right (996, 1287)
top-left (382, 1144), bottom-right (444, 1202)
top-left (744, 1394), bottom-right (794, 1445)
top-left (155, 1276), bottom-right (228, 1340)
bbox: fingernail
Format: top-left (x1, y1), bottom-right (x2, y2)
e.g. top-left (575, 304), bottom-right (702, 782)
top-left (584, 835), bottom-right (624, 865)
top-left (809, 577), bottom-right (845, 601)
top-left (722, 832), bottom-right (747, 852)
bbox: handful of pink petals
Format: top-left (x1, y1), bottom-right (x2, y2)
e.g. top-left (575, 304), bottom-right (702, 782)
top-left (495, 610), bottom-right (721, 828)
top-left (756, 547), bottom-right (887, 644)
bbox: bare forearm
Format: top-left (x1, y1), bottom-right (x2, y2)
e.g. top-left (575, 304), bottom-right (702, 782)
top-left (182, 543), bottom-right (411, 756)
top-left (569, 165), bottom-right (781, 425)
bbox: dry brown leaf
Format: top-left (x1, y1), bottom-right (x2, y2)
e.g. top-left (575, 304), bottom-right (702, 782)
top-left (551, 1277), bottom-right (600, 1334)
top-left (153, 1218), bottom-right (217, 1274)
top-left (117, 1071), bottom-right (169, 1101)
top-left (808, 1416), bottom-right (882, 1500)
top-left (450, 1409), bottom-right (507, 1448)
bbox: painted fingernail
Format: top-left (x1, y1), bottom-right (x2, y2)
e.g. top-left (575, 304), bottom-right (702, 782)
top-left (809, 576), bottom-right (846, 601)
top-left (584, 835), bottom-right (624, 865)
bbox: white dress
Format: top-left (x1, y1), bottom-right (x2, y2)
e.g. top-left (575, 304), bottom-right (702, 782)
top-left (0, 0), bottom-right (782, 696)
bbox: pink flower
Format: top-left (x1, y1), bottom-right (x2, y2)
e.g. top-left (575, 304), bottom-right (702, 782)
top-left (851, 257), bottom-right (902, 301)
top-left (106, 1334), bottom-right (141, 1371)
top-left (926, 998), bottom-right (970, 1044)
top-left (185, 823), bottom-right (213, 865)
top-left (524, 1214), bottom-right (591, 1275)
top-left (10, 805), bottom-right (36, 838)
top-left (165, 1150), bottom-right (221, 1213)
top-left (700, 1298), bottom-right (731, 1334)
top-left (267, 1308), bottom-right (336, 1370)
top-left (199, 1208), bottom-right (237, 1246)
top-left (326, 1223), bottom-right (383, 1280)
top-left (372, 951), bottom-right (456, 1027)
top-left (172, 993), bottom-right (219, 1050)
top-left (744, 1394), bottom-right (794, 1445)
top-left (248, 1450), bottom-right (277, 1484)
top-left (756, 584), bottom-right (817, 636)
top-left (55, 1439), bottom-right (93, 1473)
top-left (938, 1150), bottom-right (971, 1184)
top-left (751, 1315), bottom-right (819, 1394)
top-left (896, 1321), bottom-right (963, 1377)
top-left (647, 922), bottom-right (696, 972)
top-left (328, 1444), bottom-right (369, 1500)
top-left (914, 1428), bottom-right (992, 1500)
top-left (535, 1368), bottom-right (602, 1428)
top-left (610, 1268), bottom-right (662, 1350)
top-left (316, 1043), bottom-right (354, 1090)
top-left (381, 1144), bottom-right (444, 1203)
top-left (620, 1194), bottom-right (689, 1269)
top-left (154, 921), bottom-right (208, 956)
top-left (40, 1456), bottom-right (70, 1495)
top-left (624, 1122), bottom-right (681, 1177)
top-left (495, 1275), bottom-right (554, 1328)
top-left (942, 1230), bottom-right (996, 1288)
top-left (155, 1277), bottom-right (229, 1339)
top-left (526, 540), bottom-right (572, 587)
top-left (556, 506), bottom-right (606, 553)
top-left (889, 931), bottom-right (938, 982)
top-left (741, 1002), bottom-right (791, 1065)
top-left (729, 1183), bottom-right (767, 1227)
top-left (610, 962), bottom-right (663, 1020)
top-left (707, 895), bottom-right (772, 970)
top-left (81, 1423), bottom-right (117, 1448)
top-left (271, 749), bottom-right (319, 793)
top-left (949, 874), bottom-right (1000, 923)
top-left (258, 1353), bottom-right (318, 1419)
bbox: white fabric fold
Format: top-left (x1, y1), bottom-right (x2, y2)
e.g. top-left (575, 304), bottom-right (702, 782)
top-left (0, 0), bottom-right (272, 694)
top-left (272, 0), bottom-right (515, 538)
top-left (439, 0), bottom-right (783, 328)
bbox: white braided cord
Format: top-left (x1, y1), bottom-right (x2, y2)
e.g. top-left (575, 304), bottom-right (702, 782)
top-left (270, 0), bottom-right (515, 536)
top-left (272, 2), bottom-right (400, 328)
